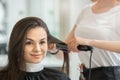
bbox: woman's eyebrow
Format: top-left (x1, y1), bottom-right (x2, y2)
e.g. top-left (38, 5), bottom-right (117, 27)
top-left (26, 38), bottom-right (46, 41)
top-left (40, 38), bottom-right (46, 41)
top-left (26, 38), bottom-right (33, 41)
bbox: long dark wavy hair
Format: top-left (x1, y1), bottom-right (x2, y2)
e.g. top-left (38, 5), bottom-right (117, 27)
top-left (0, 17), bottom-right (69, 80)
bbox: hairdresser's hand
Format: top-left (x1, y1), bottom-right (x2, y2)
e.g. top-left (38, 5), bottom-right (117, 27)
top-left (65, 25), bottom-right (80, 52)
top-left (65, 36), bottom-right (80, 52)
top-left (48, 43), bottom-right (59, 54)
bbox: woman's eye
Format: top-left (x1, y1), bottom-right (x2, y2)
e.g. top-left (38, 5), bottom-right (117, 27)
top-left (25, 41), bottom-right (33, 45)
top-left (40, 41), bottom-right (46, 44)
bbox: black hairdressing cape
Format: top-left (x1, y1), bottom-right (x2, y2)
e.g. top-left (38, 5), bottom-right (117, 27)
top-left (0, 68), bottom-right (70, 80)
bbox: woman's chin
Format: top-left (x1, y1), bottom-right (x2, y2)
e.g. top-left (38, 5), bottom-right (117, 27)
top-left (26, 59), bottom-right (43, 64)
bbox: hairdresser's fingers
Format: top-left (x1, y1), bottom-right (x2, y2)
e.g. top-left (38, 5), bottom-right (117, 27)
top-left (48, 44), bottom-right (59, 54)
top-left (48, 43), bottom-right (58, 51)
top-left (65, 33), bottom-right (75, 44)
top-left (67, 39), bottom-right (80, 52)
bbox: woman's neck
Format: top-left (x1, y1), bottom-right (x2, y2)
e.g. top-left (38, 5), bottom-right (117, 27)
top-left (92, 0), bottom-right (120, 13)
top-left (96, 0), bottom-right (120, 8)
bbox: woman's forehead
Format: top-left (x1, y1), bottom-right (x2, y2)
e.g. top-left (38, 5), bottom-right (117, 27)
top-left (26, 27), bottom-right (47, 40)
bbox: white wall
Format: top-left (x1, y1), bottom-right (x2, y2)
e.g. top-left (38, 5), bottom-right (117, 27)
top-left (28, 0), bottom-right (60, 38)
top-left (6, 0), bottom-right (27, 40)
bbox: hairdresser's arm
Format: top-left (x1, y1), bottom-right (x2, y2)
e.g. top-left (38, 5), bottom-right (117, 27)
top-left (77, 37), bottom-right (120, 53)
top-left (65, 25), bottom-right (80, 52)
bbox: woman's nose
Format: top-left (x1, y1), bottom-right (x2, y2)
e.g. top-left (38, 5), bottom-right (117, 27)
top-left (33, 44), bottom-right (41, 52)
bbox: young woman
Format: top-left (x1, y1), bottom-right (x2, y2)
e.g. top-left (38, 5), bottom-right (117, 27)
top-left (0, 17), bottom-right (70, 80)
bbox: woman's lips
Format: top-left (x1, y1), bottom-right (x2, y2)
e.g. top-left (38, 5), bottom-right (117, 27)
top-left (31, 54), bottom-right (42, 58)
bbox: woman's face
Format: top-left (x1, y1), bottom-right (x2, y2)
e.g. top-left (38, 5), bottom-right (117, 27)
top-left (24, 27), bottom-right (48, 63)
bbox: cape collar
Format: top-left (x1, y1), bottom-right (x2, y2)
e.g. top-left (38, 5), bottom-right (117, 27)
top-left (26, 62), bottom-right (44, 72)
